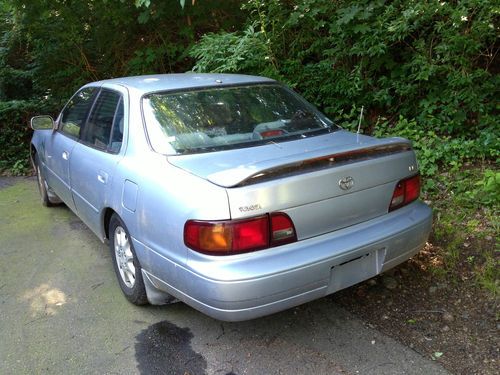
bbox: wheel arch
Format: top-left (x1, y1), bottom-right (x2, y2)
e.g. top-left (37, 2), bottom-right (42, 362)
top-left (30, 144), bottom-right (38, 169)
top-left (102, 207), bottom-right (117, 241)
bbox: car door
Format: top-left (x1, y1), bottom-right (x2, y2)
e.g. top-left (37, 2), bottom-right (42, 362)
top-left (44, 87), bottom-right (98, 212)
top-left (69, 88), bottom-right (125, 238)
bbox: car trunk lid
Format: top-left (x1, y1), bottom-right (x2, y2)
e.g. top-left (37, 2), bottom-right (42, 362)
top-left (168, 131), bottom-right (419, 239)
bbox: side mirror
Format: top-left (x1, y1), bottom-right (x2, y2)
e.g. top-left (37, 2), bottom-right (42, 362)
top-left (31, 115), bottom-right (55, 130)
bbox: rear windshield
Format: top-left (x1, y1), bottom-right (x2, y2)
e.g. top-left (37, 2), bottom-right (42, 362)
top-left (142, 84), bottom-right (336, 155)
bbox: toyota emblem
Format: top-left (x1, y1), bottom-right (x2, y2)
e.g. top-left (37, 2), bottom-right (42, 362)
top-left (339, 176), bottom-right (354, 190)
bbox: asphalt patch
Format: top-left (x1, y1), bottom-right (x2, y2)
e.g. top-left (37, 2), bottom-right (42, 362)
top-left (0, 177), bottom-right (16, 190)
top-left (0, 176), bottom-right (35, 190)
top-left (69, 218), bottom-right (88, 231)
top-left (135, 320), bottom-right (207, 375)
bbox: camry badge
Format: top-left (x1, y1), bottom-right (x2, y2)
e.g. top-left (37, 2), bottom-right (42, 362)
top-left (339, 176), bottom-right (354, 191)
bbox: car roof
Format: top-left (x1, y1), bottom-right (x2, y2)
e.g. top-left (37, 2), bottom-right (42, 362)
top-left (92, 73), bottom-right (276, 94)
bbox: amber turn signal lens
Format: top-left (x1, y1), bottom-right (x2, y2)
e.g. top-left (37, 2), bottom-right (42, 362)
top-left (198, 223), bottom-right (232, 252)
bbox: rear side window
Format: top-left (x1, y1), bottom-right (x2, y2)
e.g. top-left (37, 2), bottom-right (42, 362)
top-left (60, 87), bottom-right (97, 138)
top-left (81, 89), bottom-right (124, 153)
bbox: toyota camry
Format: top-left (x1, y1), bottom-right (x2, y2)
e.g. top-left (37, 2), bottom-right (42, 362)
top-left (30, 74), bottom-right (432, 321)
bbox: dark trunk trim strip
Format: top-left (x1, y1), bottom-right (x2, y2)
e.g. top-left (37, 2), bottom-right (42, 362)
top-left (235, 143), bottom-right (412, 187)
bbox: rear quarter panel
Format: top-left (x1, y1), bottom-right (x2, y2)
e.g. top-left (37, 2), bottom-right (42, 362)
top-left (117, 151), bottom-right (231, 271)
top-left (102, 85), bottom-right (231, 271)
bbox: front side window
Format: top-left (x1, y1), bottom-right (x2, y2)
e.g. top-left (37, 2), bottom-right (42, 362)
top-left (142, 84), bottom-right (335, 155)
top-left (60, 87), bottom-right (97, 137)
top-left (81, 89), bottom-right (124, 153)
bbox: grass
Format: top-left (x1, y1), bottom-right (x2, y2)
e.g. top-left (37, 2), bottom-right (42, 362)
top-left (424, 163), bottom-right (499, 296)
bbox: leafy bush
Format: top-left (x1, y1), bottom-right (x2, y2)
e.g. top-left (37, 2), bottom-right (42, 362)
top-left (373, 116), bottom-right (499, 189)
top-left (1, 0), bottom-right (498, 178)
top-left (0, 101), bottom-right (34, 174)
top-left (0, 99), bottom-right (58, 175)
top-left (191, 24), bottom-right (270, 76)
top-left (466, 169), bottom-right (500, 207)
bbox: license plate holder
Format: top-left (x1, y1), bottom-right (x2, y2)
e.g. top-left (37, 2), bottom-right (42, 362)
top-left (328, 248), bottom-right (386, 293)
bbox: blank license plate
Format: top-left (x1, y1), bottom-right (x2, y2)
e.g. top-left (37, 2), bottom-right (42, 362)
top-left (328, 248), bottom-right (386, 293)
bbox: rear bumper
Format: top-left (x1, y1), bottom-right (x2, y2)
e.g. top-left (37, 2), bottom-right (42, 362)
top-left (138, 201), bottom-right (432, 321)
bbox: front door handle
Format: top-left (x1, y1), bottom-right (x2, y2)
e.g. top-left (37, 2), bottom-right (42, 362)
top-left (62, 151), bottom-right (69, 160)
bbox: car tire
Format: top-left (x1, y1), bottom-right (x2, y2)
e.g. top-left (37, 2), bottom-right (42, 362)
top-left (109, 213), bottom-right (148, 305)
top-left (34, 154), bottom-right (59, 207)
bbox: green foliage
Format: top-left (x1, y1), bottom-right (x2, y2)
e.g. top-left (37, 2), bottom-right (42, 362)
top-left (0, 99), bottom-right (55, 175)
top-left (2, 0), bottom-right (498, 176)
top-left (466, 170), bottom-right (500, 206)
top-left (1, 0), bottom-right (245, 99)
top-left (191, 24), bottom-right (269, 75)
top-left (427, 164), bottom-right (499, 294)
top-left (373, 116), bottom-right (500, 191)
top-left (0, 101), bottom-right (33, 175)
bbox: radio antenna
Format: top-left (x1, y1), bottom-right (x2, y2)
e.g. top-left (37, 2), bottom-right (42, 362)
top-left (357, 106), bottom-right (364, 134)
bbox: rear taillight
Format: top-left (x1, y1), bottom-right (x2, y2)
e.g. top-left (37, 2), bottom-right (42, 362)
top-left (389, 174), bottom-right (421, 211)
top-left (184, 213), bottom-right (297, 255)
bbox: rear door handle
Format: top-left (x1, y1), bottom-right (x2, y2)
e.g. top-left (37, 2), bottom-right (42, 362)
top-left (97, 171), bottom-right (108, 184)
top-left (62, 151), bottom-right (69, 160)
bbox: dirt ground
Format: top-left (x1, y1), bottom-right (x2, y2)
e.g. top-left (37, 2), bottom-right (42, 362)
top-left (335, 239), bottom-right (499, 375)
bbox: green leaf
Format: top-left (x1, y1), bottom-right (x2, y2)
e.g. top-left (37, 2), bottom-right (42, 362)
top-left (432, 352), bottom-right (444, 360)
top-left (134, 0), bottom-right (150, 7)
top-left (337, 5), bottom-right (360, 25)
top-left (137, 10), bottom-right (150, 24)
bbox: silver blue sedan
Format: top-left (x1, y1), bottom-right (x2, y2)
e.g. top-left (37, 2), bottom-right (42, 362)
top-left (30, 74), bottom-right (432, 321)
